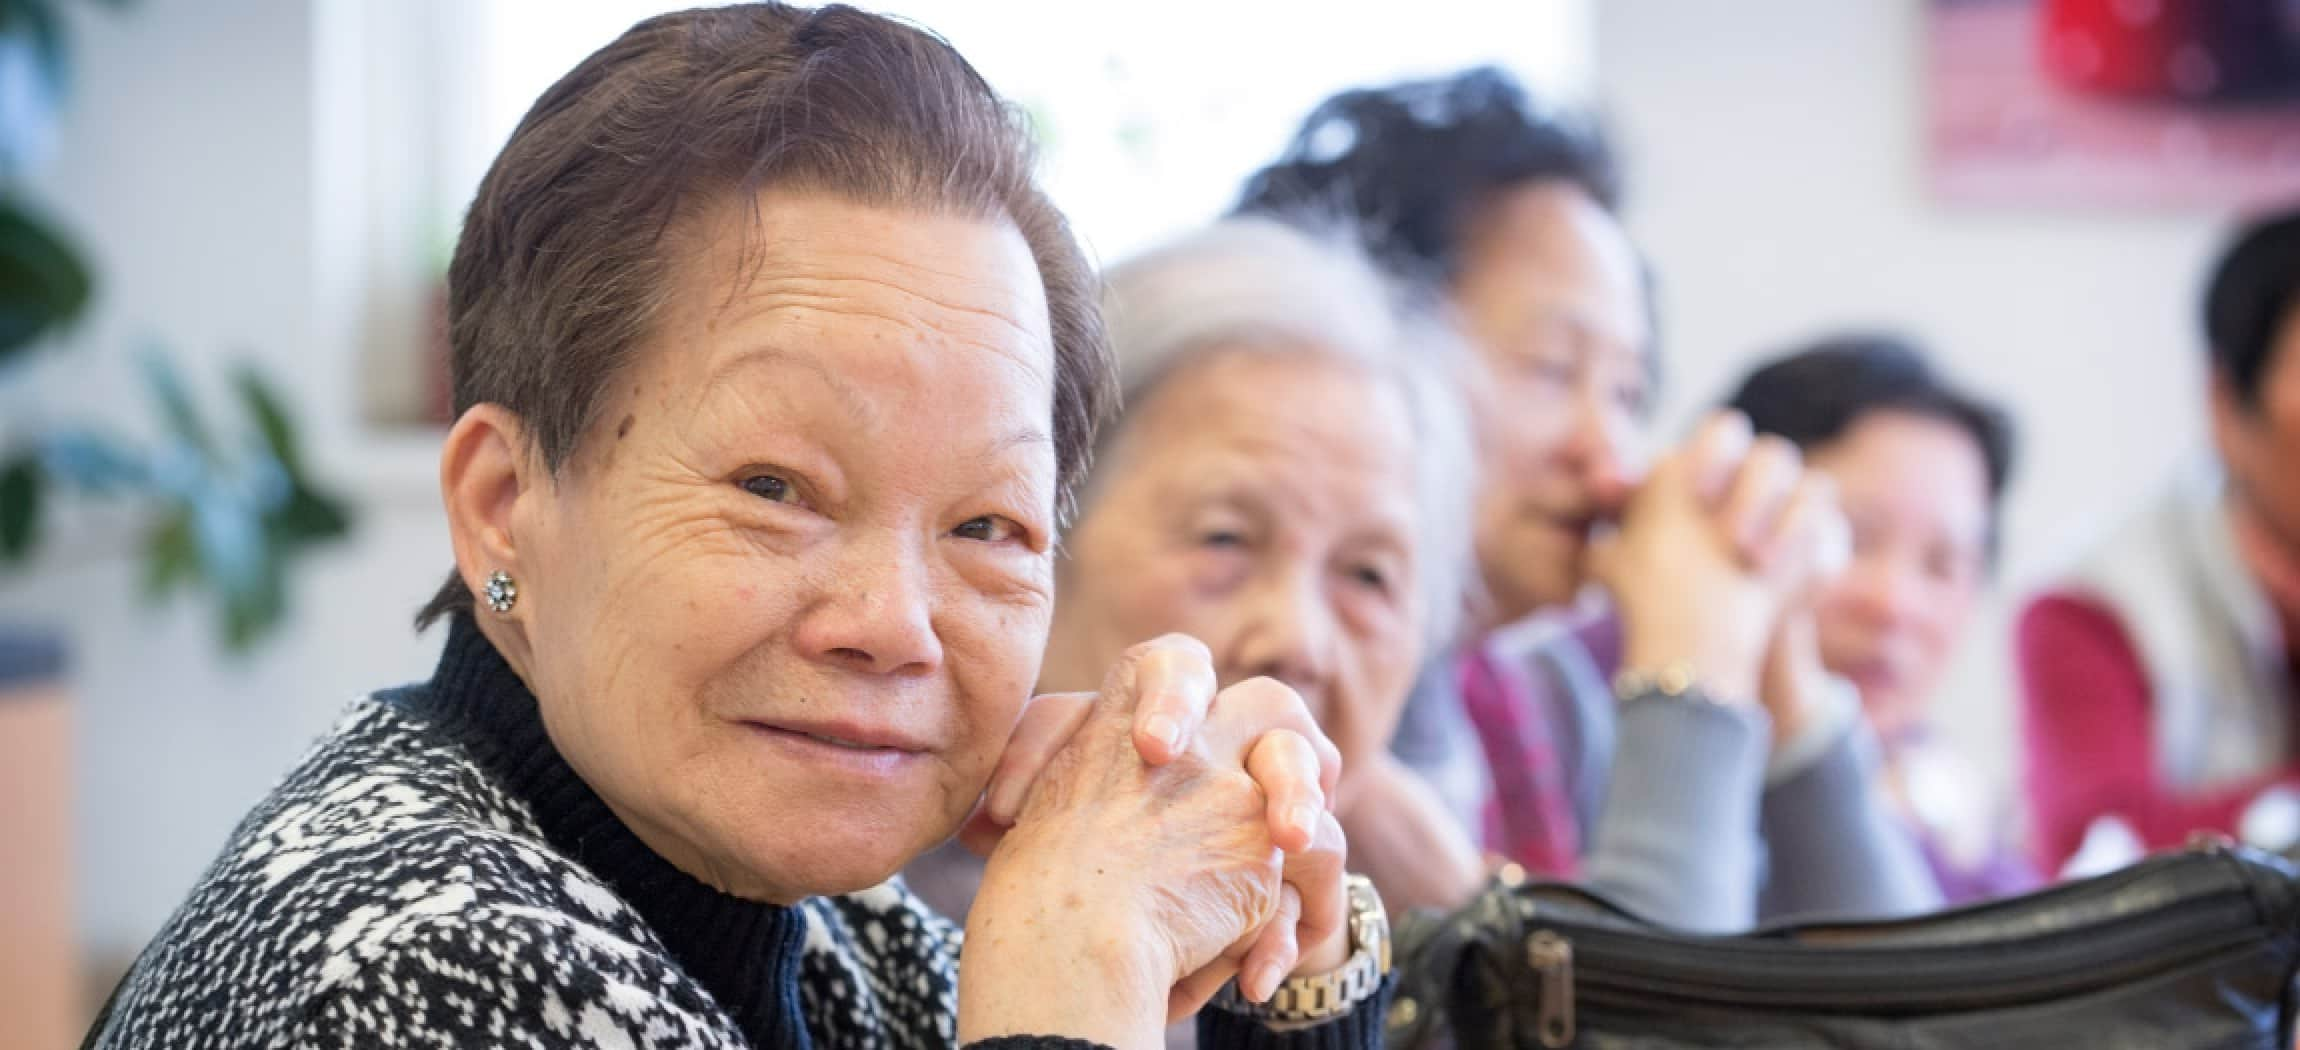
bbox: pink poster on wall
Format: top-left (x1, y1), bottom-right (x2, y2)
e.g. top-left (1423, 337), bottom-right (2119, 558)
top-left (1928, 0), bottom-right (2300, 209)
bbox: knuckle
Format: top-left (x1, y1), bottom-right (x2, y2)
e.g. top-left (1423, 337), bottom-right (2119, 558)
top-left (1755, 435), bottom-right (1802, 470)
top-left (1149, 632), bottom-right (1214, 664)
top-left (1226, 675), bottom-right (1307, 715)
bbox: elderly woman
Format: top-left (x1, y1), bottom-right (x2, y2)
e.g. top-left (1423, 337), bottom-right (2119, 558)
top-left (906, 217), bottom-right (1485, 923)
top-left (83, 7), bottom-right (1390, 1049)
top-left (1727, 335), bottom-right (2034, 904)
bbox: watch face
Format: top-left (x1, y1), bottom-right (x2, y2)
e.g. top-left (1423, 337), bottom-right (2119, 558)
top-left (1345, 875), bottom-right (1392, 974)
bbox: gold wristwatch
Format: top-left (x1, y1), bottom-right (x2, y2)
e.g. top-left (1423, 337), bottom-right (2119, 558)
top-left (1212, 874), bottom-right (1391, 1023)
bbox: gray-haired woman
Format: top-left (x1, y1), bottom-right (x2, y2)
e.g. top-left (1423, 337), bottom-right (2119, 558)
top-left (909, 216), bottom-right (1490, 926)
top-left (83, 6), bottom-right (1388, 1049)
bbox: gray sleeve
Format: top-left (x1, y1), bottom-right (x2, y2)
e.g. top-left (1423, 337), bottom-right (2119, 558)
top-left (1580, 695), bottom-right (1769, 933)
top-left (1755, 723), bottom-right (1944, 922)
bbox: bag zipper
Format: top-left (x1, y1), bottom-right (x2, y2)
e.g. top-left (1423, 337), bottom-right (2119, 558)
top-left (1529, 930), bottom-right (1575, 1047)
top-left (1519, 890), bottom-right (2265, 1021)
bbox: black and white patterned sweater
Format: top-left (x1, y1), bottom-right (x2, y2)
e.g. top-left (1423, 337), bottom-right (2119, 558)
top-left (86, 618), bottom-right (1385, 1049)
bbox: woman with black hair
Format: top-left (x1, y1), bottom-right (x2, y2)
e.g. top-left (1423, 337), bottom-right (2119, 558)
top-left (1728, 336), bottom-right (2038, 904)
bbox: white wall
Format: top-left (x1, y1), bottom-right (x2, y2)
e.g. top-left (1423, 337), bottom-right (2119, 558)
top-left (0, 0), bottom-right (448, 963)
top-left (1594, 0), bottom-right (2233, 820)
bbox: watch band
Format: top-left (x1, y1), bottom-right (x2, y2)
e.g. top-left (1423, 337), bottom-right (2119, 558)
top-left (1611, 661), bottom-right (1721, 706)
top-left (1211, 874), bottom-right (1390, 1023)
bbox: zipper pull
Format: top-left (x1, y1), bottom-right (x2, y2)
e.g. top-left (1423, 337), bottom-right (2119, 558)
top-left (1528, 930), bottom-right (1575, 1048)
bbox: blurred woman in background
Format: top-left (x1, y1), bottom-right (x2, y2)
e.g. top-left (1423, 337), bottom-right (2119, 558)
top-left (1238, 67), bottom-right (1940, 930)
top-left (907, 215), bottom-right (1487, 920)
top-left (2020, 206), bottom-right (2300, 876)
top-left (1729, 335), bottom-right (2037, 904)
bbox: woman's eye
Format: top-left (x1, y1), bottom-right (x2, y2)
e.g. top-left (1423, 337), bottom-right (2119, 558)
top-left (739, 474), bottom-right (799, 504)
top-left (1200, 529), bottom-right (1246, 549)
top-left (954, 515), bottom-right (1020, 543)
top-left (1521, 357), bottom-right (1576, 386)
top-left (1926, 545), bottom-right (1977, 586)
top-left (1349, 564), bottom-right (1391, 593)
top-left (1613, 379), bottom-right (1650, 414)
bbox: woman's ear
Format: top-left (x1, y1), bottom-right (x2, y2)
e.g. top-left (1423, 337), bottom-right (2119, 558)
top-left (439, 404), bottom-right (540, 614)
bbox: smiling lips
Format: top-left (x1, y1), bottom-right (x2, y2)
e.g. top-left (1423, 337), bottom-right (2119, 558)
top-left (742, 717), bottom-right (931, 755)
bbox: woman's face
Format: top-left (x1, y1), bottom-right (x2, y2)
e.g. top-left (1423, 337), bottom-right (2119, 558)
top-left (1448, 182), bottom-right (1653, 626)
top-left (1043, 348), bottom-right (1430, 806)
top-left (1806, 411), bottom-right (1992, 743)
top-left (509, 192), bottom-right (1058, 903)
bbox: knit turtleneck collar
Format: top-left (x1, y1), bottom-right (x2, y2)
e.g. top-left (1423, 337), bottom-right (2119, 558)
top-left (402, 615), bottom-right (810, 1048)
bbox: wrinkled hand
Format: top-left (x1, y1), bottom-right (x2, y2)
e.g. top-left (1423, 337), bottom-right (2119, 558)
top-left (956, 636), bottom-right (1349, 1047)
top-left (1591, 412), bottom-right (1847, 703)
top-left (960, 633), bottom-right (1337, 854)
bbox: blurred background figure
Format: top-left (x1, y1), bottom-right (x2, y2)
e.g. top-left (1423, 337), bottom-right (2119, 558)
top-left (1238, 68), bottom-right (1941, 930)
top-left (1728, 335), bottom-right (2039, 904)
top-left (906, 215), bottom-right (1481, 923)
top-left (2020, 206), bottom-right (2300, 877)
top-left (1234, 65), bottom-right (1636, 902)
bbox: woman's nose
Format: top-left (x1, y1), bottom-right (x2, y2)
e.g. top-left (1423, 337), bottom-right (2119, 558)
top-left (1225, 568), bottom-right (1338, 706)
top-left (1563, 383), bottom-right (1643, 512)
top-left (790, 530), bottom-right (944, 676)
top-left (1844, 555), bottom-right (1927, 631)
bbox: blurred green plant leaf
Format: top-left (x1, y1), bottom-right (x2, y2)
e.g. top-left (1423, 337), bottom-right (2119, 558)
top-left (220, 563), bottom-right (284, 652)
top-left (139, 348), bottom-right (214, 456)
top-left (0, 0), bottom-right (70, 105)
top-left (141, 507), bottom-right (192, 596)
top-left (270, 483), bottom-right (349, 546)
top-left (0, 197), bottom-right (88, 361)
top-left (0, 453), bottom-right (39, 560)
top-left (232, 364), bottom-right (299, 474)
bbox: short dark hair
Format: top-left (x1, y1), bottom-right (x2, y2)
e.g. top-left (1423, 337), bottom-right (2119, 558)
top-left (1231, 66), bottom-right (1621, 290)
top-left (417, 3), bottom-right (1113, 629)
top-left (2204, 204), bottom-right (2300, 409)
top-left (1725, 334), bottom-right (2017, 560)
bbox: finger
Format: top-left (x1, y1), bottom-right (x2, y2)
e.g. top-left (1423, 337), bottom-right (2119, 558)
top-left (1720, 434), bottom-right (1803, 565)
top-left (1686, 410), bottom-right (1756, 507)
top-left (1246, 729), bottom-right (1328, 853)
top-left (1766, 473), bottom-right (1848, 593)
top-left (1238, 883), bottom-right (1304, 1003)
top-left (1169, 961), bottom-right (1243, 1023)
top-left (1283, 811), bottom-right (1352, 977)
top-left (1117, 633), bottom-right (1218, 765)
top-left (983, 692), bottom-right (1096, 824)
top-left (1208, 677), bottom-right (1343, 802)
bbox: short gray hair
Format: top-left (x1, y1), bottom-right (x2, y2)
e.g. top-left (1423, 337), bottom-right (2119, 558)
top-left (1087, 216), bottom-right (1478, 648)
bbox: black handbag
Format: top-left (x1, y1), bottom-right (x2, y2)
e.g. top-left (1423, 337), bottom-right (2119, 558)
top-left (1387, 842), bottom-right (2300, 1049)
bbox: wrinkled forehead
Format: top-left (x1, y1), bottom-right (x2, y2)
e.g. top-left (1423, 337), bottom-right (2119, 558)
top-left (542, 189), bottom-right (1064, 484)
top-left (682, 189), bottom-right (1050, 340)
top-left (1094, 345), bottom-right (1419, 522)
